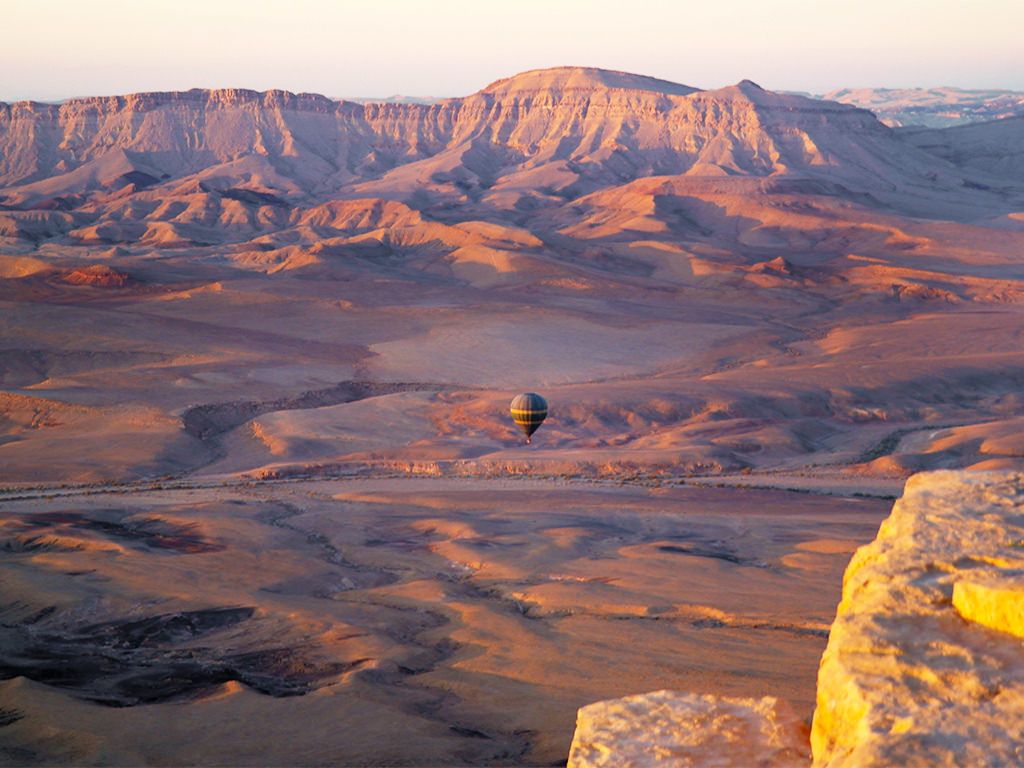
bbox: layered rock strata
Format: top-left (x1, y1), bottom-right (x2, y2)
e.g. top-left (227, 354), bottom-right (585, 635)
top-left (0, 68), bottom-right (930, 198)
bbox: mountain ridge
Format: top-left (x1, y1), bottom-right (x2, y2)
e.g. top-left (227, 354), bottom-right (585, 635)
top-left (479, 66), bottom-right (700, 96)
top-left (0, 66), bottom-right (1020, 227)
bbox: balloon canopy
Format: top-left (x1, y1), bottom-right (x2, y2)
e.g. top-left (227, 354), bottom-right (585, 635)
top-left (510, 392), bottom-right (548, 443)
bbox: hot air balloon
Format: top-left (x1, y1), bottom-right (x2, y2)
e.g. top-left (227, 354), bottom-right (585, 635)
top-left (510, 392), bottom-right (547, 444)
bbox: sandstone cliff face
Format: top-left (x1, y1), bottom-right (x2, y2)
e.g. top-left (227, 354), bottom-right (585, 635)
top-left (812, 470), bottom-right (1024, 767)
top-left (0, 67), bottom-right (951, 203)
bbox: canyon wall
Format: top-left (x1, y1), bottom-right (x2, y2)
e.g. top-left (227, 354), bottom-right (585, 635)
top-left (0, 68), bottom-right (936, 203)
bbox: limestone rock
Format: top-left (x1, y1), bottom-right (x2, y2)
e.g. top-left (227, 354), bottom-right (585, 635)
top-left (953, 577), bottom-right (1024, 639)
top-left (812, 470), bottom-right (1024, 767)
top-left (567, 690), bottom-right (809, 767)
top-left (0, 67), bottom-right (931, 201)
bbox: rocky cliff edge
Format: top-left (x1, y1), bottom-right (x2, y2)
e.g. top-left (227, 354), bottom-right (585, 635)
top-left (568, 471), bottom-right (1024, 766)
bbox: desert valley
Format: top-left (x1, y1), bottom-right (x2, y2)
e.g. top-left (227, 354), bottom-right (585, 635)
top-left (2, 66), bottom-right (1024, 764)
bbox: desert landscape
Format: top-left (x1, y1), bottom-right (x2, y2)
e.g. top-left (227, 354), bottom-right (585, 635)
top-left (824, 86), bottom-right (1024, 128)
top-left (2, 63), bottom-right (1024, 764)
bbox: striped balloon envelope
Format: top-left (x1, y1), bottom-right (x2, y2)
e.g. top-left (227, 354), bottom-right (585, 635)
top-left (510, 392), bottom-right (548, 443)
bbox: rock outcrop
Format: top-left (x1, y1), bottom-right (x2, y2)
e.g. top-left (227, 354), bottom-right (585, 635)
top-left (57, 264), bottom-right (132, 287)
top-left (568, 471), bottom-right (1024, 766)
top-left (812, 470), bottom-right (1024, 766)
top-left (567, 690), bottom-right (808, 768)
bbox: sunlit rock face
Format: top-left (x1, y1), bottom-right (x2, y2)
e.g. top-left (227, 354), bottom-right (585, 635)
top-left (0, 67), bottom-right (988, 214)
top-left (567, 690), bottom-right (808, 767)
top-left (567, 473), bottom-right (1024, 767)
top-left (812, 470), bottom-right (1024, 767)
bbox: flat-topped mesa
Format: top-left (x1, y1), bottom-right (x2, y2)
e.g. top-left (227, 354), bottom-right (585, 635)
top-left (449, 69), bottom-right (893, 183)
top-left (479, 66), bottom-right (700, 97)
top-left (0, 65), bottom-right (968, 204)
top-left (812, 470), bottom-right (1024, 767)
top-left (2, 88), bottom-right (341, 117)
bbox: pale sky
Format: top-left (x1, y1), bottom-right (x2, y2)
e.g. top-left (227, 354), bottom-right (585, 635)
top-left (2, 0), bottom-right (1022, 102)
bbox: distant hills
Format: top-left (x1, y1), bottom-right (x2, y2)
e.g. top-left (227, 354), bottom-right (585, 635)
top-left (822, 87), bottom-right (1024, 128)
top-left (2, 67), bottom-right (1024, 488)
top-left (343, 95), bottom-right (443, 105)
top-left (3, 65), bottom-right (1021, 246)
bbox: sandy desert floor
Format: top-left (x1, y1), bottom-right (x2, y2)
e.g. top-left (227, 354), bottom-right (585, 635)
top-left (0, 477), bottom-right (889, 765)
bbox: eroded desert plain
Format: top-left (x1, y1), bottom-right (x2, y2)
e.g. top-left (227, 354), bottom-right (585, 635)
top-left (2, 67), bottom-right (1024, 765)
